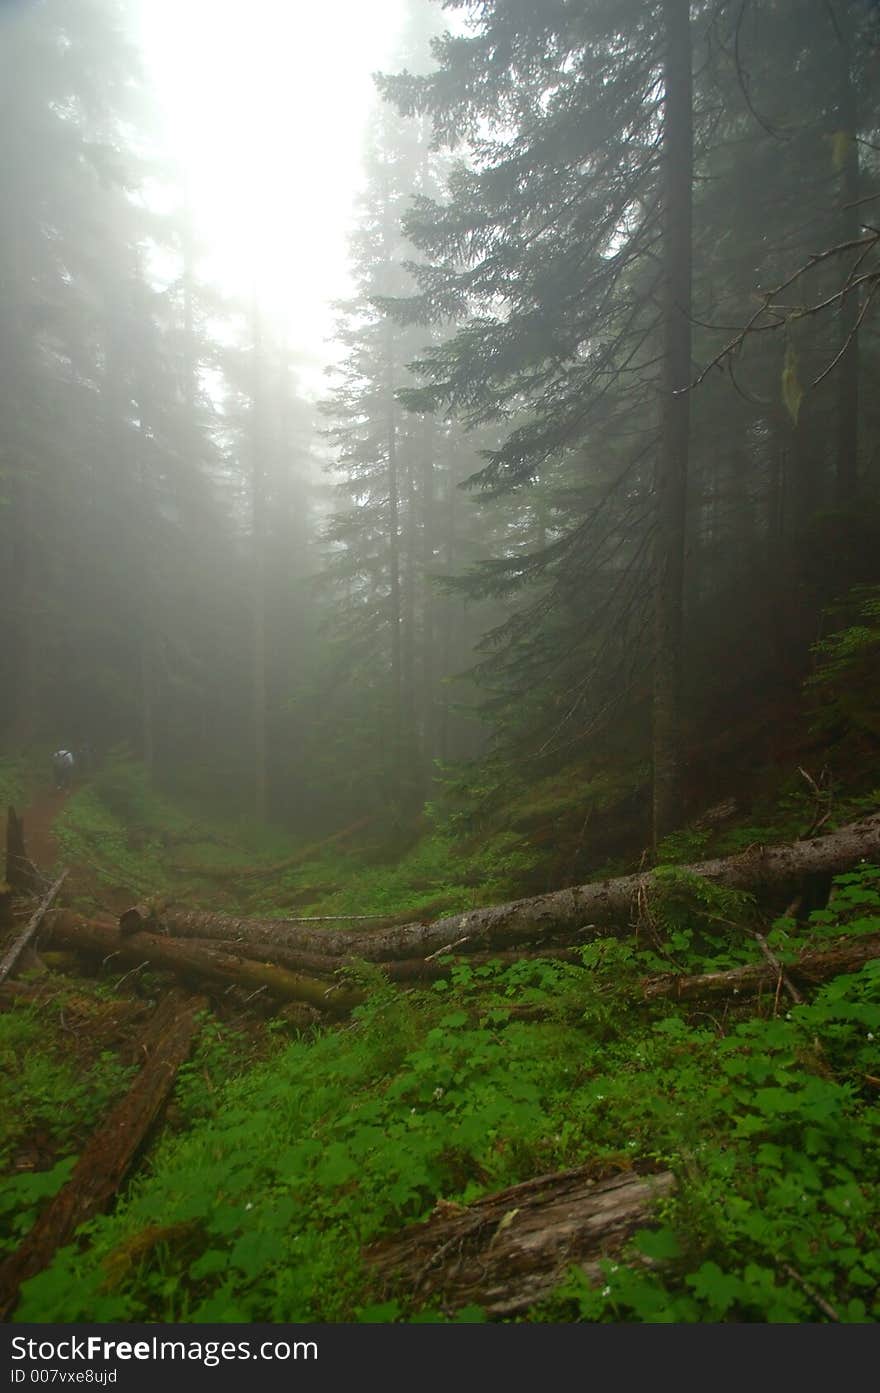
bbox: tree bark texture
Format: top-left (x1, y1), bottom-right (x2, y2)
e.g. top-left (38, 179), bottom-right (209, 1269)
top-left (365, 1166), bottom-right (676, 1318)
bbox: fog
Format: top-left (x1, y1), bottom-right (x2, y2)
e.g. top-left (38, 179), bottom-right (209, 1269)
top-left (0, 0), bottom-right (877, 846)
top-left (2, 0), bottom-right (880, 1329)
top-left (136, 0), bottom-right (408, 384)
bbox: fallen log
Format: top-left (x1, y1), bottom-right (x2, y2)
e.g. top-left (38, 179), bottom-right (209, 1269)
top-left (119, 901), bottom-right (161, 936)
top-left (129, 811), bottom-right (880, 963)
top-left (45, 912), bottom-right (363, 1014)
top-left (49, 911), bottom-right (880, 1022)
top-left (503, 932), bottom-right (880, 1022)
top-left (641, 931), bottom-right (880, 1003)
top-left (365, 1166), bottom-right (676, 1318)
top-left (182, 937), bottom-right (582, 983)
top-left (5, 806), bottom-right (40, 896)
top-left (0, 869), bottom-right (69, 987)
top-left (0, 990), bottom-right (207, 1320)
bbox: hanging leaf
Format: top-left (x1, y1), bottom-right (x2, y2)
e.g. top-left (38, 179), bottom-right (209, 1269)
top-left (830, 130), bottom-right (851, 173)
top-left (781, 344), bottom-right (803, 425)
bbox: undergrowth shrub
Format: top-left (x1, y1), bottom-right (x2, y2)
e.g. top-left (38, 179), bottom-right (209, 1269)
top-left (91, 756), bottom-right (154, 829)
top-left (0, 999), bottom-right (134, 1257)
top-left (808, 585), bottom-right (880, 741)
top-left (0, 756), bottom-right (26, 812)
top-left (8, 865), bottom-right (880, 1323)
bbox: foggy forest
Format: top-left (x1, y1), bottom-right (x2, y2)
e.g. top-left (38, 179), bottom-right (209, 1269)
top-left (1, 0), bottom-right (879, 1329)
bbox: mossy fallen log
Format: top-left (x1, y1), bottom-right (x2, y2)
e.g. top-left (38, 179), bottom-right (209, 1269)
top-left (503, 933), bottom-right (880, 1022)
top-left (45, 911), bottom-right (362, 1014)
top-left (46, 914), bottom-right (880, 1024)
top-left (641, 931), bottom-right (880, 1002)
top-left (126, 811), bottom-right (880, 963)
top-left (177, 937), bottom-right (582, 983)
top-left (0, 990), bottom-right (206, 1320)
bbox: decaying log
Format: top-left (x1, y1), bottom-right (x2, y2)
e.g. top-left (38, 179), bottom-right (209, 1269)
top-left (129, 811), bottom-right (880, 964)
top-left (44, 911), bottom-right (363, 1014)
top-left (47, 903), bottom-right (880, 1025)
top-left (183, 937), bottom-right (582, 984)
top-left (5, 806), bottom-right (40, 896)
top-left (0, 869), bottom-right (68, 987)
top-left (503, 932), bottom-right (880, 1023)
top-left (366, 1166), bottom-right (676, 1318)
top-left (119, 901), bottom-right (163, 936)
top-left (641, 931), bottom-right (880, 1003)
top-left (0, 990), bottom-right (207, 1320)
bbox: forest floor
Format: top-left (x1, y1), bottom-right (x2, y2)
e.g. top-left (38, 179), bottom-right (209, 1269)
top-left (20, 786), bottom-right (69, 873)
top-left (1, 730), bottom-right (879, 1324)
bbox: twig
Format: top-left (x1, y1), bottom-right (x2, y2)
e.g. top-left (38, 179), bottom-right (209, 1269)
top-left (690, 232), bottom-right (880, 389)
top-left (841, 191), bottom-right (880, 212)
top-left (753, 931), bottom-right (804, 1005)
top-left (425, 935), bottom-right (471, 963)
top-left (811, 281), bottom-right (879, 390)
top-left (278, 914), bottom-right (397, 922)
top-left (798, 764), bottom-right (834, 838)
top-left (114, 961), bottom-right (149, 990)
top-left (797, 766), bottom-right (822, 799)
top-left (782, 1263), bottom-right (840, 1322)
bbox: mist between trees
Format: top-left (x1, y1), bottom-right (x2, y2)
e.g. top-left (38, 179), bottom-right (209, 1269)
top-left (1, 0), bottom-right (878, 851)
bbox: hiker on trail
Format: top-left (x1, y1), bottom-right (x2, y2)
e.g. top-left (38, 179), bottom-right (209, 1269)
top-left (52, 749), bottom-right (75, 791)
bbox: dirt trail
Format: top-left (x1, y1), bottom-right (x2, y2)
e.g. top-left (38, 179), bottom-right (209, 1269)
top-left (17, 785), bottom-right (139, 914)
top-left (19, 788), bottom-right (71, 872)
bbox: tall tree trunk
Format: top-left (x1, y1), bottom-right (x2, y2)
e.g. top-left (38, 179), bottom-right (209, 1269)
top-left (386, 321), bottom-right (403, 796)
top-left (140, 635), bottom-right (155, 781)
top-left (832, 7), bottom-right (860, 504)
top-left (136, 407), bottom-right (155, 783)
top-left (421, 414), bottom-right (436, 785)
top-left (10, 467), bottom-right (38, 746)
top-left (437, 462), bottom-right (457, 766)
top-left (181, 190), bottom-right (213, 760)
top-left (251, 294), bottom-right (268, 823)
top-left (652, 0), bottom-right (693, 848)
top-left (402, 450), bottom-right (419, 800)
top-left (105, 294), bottom-right (146, 771)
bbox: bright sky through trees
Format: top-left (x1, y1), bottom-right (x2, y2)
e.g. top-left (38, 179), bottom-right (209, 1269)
top-left (136, 0), bottom-right (407, 388)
